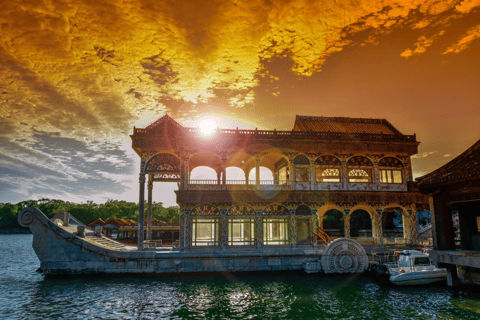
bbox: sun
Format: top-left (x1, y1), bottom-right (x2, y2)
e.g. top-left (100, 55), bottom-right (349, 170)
top-left (197, 118), bottom-right (219, 140)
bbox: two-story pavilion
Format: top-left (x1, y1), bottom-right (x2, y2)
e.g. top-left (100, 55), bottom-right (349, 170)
top-left (130, 115), bottom-right (428, 250)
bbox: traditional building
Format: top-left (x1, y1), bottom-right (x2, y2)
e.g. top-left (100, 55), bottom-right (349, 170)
top-left (417, 138), bottom-right (480, 286)
top-left (130, 115), bottom-right (428, 250)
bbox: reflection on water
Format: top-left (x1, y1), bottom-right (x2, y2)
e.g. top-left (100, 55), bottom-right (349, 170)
top-left (1, 234), bottom-right (480, 319)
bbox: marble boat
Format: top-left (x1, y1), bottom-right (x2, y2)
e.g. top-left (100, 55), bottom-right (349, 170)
top-left (19, 207), bottom-right (370, 276)
top-left (388, 250), bottom-right (447, 285)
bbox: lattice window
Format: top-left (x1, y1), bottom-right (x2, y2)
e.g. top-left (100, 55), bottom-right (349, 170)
top-left (228, 218), bottom-right (255, 245)
top-left (191, 204), bottom-right (220, 216)
top-left (263, 205), bottom-right (290, 215)
top-left (380, 170), bottom-right (402, 183)
top-left (348, 169), bottom-right (371, 183)
top-left (228, 205), bottom-right (256, 216)
top-left (316, 168), bottom-right (340, 183)
top-left (192, 218), bottom-right (219, 246)
top-left (263, 218), bottom-right (288, 245)
top-left (153, 173), bottom-right (181, 180)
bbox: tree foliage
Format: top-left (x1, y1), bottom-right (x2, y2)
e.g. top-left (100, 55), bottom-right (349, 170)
top-left (0, 199), bottom-right (180, 232)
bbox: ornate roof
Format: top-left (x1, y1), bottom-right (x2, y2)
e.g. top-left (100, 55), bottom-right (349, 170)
top-left (417, 138), bottom-right (480, 189)
top-left (293, 115), bottom-right (402, 135)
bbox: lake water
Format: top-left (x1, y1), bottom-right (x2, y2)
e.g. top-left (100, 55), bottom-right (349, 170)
top-left (1, 234), bottom-right (479, 319)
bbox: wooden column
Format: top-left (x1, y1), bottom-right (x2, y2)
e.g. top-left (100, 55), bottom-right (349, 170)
top-left (138, 173), bottom-right (146, 250)
top-left (147, 174), bottom-right (153, 241)
top-left (431, 192), bottom-right (454, 250)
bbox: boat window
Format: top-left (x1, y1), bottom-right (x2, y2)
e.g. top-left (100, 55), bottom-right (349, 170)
top-left (414, 257), bottom-right (430, 266)
top-left (263, 218), bottom-right (288, 245)
top-left (398, 255), bottom-right (410, 267)
top-left (228, 218), bottom-right (255, 246)
top-left (192, 218), bottom-right (219, 246)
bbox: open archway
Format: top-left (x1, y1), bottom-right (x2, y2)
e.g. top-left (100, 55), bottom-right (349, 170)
top-left (221, 166), bottom-right (246, 183)
top-left (248, 166), bottom-right (274, 184)
top-left (350, 209), bottom-right (372, 239)
top-left (323, 209), bottom-right (344, 238)
top-left (382, 208), bottom-right (404, 243)
top-left (190, 166), bottom-right (218, 183)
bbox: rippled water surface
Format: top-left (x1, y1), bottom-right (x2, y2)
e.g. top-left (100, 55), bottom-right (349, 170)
top-left (1, 234), bottom-right (480, 319)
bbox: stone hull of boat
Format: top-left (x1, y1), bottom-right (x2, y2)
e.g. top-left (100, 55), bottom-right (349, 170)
top-left (19, 207), bottom-right (324, 276)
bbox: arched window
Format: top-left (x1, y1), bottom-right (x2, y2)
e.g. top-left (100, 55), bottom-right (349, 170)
top-left (227, 205), bottom-right (255, 246)
top-left (191, 205), bottom-right (220, 246)
top-left (294, 154), bottom-right (310, 182)
top-left (378, 157), bottom-right (403, 184)
top-left (263, 205), bottom-right (289, 245)
top-left (315, 155), bottom-right (341, 183)
top-left (347, 156), bottom-right (373, 183)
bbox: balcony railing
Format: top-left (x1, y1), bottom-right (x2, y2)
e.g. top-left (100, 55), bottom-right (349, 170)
top-left (183, 180), bottom-right (292, 190)
top-left (188, 180), bottom-right (290, 185)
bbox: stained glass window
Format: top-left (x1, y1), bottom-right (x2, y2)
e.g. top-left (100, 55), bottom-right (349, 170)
top-left (348, 169), bottom-right (370, 183)
top-left (316, 168), bottom-right (340, 182)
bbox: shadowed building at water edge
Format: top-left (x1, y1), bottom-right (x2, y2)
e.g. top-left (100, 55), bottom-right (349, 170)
top-left (130, 115), bottom-right (428, 250)
top-left (417, 138), bottom-right (480, 286)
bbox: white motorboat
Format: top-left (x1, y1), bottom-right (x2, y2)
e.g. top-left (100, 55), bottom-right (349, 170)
top-left (388, 250), bottom-right (447, 285)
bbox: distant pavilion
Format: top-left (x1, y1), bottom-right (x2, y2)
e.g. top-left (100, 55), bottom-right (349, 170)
top-left (130, 115), bottom-right (428, 250)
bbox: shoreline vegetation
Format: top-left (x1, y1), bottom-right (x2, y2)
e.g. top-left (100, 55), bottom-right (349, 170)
top-left (0, 199), bottom-right (179, 234)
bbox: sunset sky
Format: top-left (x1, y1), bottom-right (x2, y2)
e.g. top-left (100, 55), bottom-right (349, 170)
top-left (1, 0), bottom-right (479, 207)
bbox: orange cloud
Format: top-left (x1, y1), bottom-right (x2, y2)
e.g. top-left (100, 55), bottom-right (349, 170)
top-left (1, 0), bottom-right (479, 143)
top-left (444, 24), bottom-right (480, 53)
top-left (401, 31), bottom-right (445, 58)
